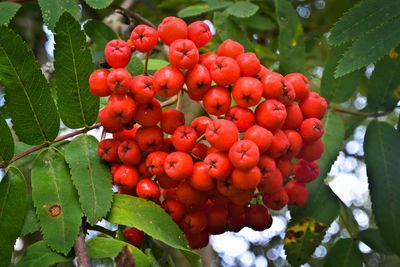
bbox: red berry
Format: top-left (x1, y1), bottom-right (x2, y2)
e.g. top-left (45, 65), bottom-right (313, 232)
top-left (262, 189), bottom-right (288, 210)
top-left (285, 181), bottom-right (308, 206)
top-left (202, 86), bottom-right (231, 116)
top-left (136, 178), bottom-right (161, 201)
top-left (209, 56), bottom-right (240, 86)
top-left (168, 39), bottom-right (199, 69)
top-left (130, 24), bottom-right (158, 52)
top-left (123, 227), bottom-right (144, 248)
top-left (118, 140), bottom-right (142, 165)
top-left (283, 129), bottom-right (303, 158)
top-left (297, 138), bottom-right (324, 162)
top-left (162, 198), bottom-right (186, 222)
top-left (187, 21), bottom-right (212, 48)
top-left (185, 64), bottom-right (212, 101)
top-left (267, 129), bottom-right (290, 158)
top-left (172, 125), bottom-right (197, 152)
top-left (176, 182), bottom-right (207, 207)
top-left (300, 118), bottom-right (324, 143)
top-left (180, 210), bottom-right (208, 234)
top-left (243, 125), bottom-right (273, 153)
top-left (114, 165), bottom-right (140, 189)
top-left (153, 65), bottom-right (185, 98)
top-left (133, 98), bottom-right (162, 127)
top-left (130, 75), bottom-right (155, 103)
top-left (204, 152), bottom-right (233, 180)
top-left (146, 151), bottom-right (168, 176)
top-left (98, 139), bottom-right (120, 163)
top-left (299, 92), bottom-right (327, 119)
top-left (245, 204), bottom-right (273, 231)
top-left (232, 166), bottom-right (261, 190)
top-left (282, 102), bottom-right (303, 130)
top-left (157, 16), bottom-right (188, 45)
top-left (207, 205), bottom-right (228, 234)
top-left (113, 125), bottom-right (139, 140)
top-left (104, 39), bottom-right (132, 68)
top-left (135, 126), bottom-right (164, 152)
top-left (191, 143), bottom-right (209, 160)
top-left (229, 140), bottom-right (260, 170)
top-left (294, 159), bottom-right (320, 183)
top-left (189, 161), bottom-right (214, 191)
top-left (107, 68), bottom-right (132, 94)
top-left (107, 94), bottom-right (136, 124)
top-left (185, 231), bottom-right (209, 249)
top-left (164, 152), bottom-right (194, 180)
top-left (255, 99), bottom-right (287, 131)
top-left (225, 106), bottom-right (255, 132)
top-left (232, 77), bottom-right (263, 108)
top-left (191, 116), bottom-right (212, 137)
top-left (276, 158), bottom-right (294, 178)
top-left (199, 52), bottom-right (218, 69)
top-left (89, 69), bottom-right (111, 96)
top-left (205, 119), bottom-right (238, 151)
top-left (98, 107), bottom-right (123, 133)
top-left (161, 109), bottom-right (185, 134)
top-left (236, 52), bottom-right (261, 77)
top-left (285, 73), bottom-right (310, 101)
top-left (217, 39), bottom-right (244, 59)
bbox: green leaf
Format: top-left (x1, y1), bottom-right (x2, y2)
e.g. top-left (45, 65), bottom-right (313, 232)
top-left (213, 11), bottom-right (253, 52)
top-left (284, 218), bottom-right (328, 266)
top-left (0, 27), bottom-right (60, 145)
top-left (335, 18), bottom-right (400, 77)
top-left (83, 20), bottom-right (117, 63)
top-left (64, 135), bottom-right (113, 224)
top-left (367, 52), bottom-right (400, 112)
top-left (38, 0), bottom-right (80, 30)
top-left (275, 0), bottom-right (305, 74)
top-left (358, 229), bottom-right (393, 255)
top-left (54, 13), bottom-right (98, 129)
top-left (324, 239), bottom-right (363, 267)
top-left (0, 113), bottom-right (13, 162)
top-left (339, 201), bottom-right (359, 236)
top-left (145, 59), bottom-right (169, 72)
top-left (31, 148), bottom-right (82, 254)
top-left (233, 15), bottom-right (276, 31)
top-left (84, 0), bottom-right (113, 9)
top-left (329, 0), bottom-right (400, 46)
top-left (0, 167), bottom-right (27, 267)
top-left (108, 194), bottom-right (201, 267)
top-left (178, 2), bottom-right (232, 18)
top-left (127, 56), bottom-right (145, 76)
top-left (16, 241), bottom-right (70, 267)
top-left (87, 237), bottom-right (151, 267)
top-left (226, 1), bottom-right (259, 18)
top-left (21, 195), bottom-right (40, 236)
top-left (364, 121), bottom-right (400, 257)
top-left (320, 44), bottom-right (363, 103)
top-left (0, 2), bottom-right (21, 26)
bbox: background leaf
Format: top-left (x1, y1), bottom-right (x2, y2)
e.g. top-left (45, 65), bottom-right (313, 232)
top-left (108, 194), bottom-right (201, 267)
top-left (178, 2), bottom-right (232, 18)
top-left (16, 241), bottom-right (70, 267)
top-left (21, 194), bottom-right (40, 236)
top-left (127, 56), bottom-right (145, 76)
top-left (324, 238), bottom-right (363, 267)
top-left (0, 2), bottom-right (21, 26)
top-left (84, 0), bottom-right (113, 9)
top-left (87, 237), bottom-right (151, 267)
top-left (364, 121), bottom-right (400, 257)
top-left (358, 229), bottom-right (393, 255)
top-left (145, 59), bottom-right (169, 72)
top-left (54, 13), bottom-right (98, 129)
top-left (31, 148), bottom-right (82, 254)
top-left (0, 26), bottom-right (60, 145)
top-left (0, 167), bottom-right (27, 267)
top-left (226, 1), bottom-right (259, 18)
top-left (275, 0), bottom-right (305, 74)
top-left (38, 0), bottom-right (80, 30)
top-left (64, 135), bottom-right (113, 224)
top-left (0, 113), bottom-right (13, 162)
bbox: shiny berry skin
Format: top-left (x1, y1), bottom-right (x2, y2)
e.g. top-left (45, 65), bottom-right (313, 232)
top-left (133, 98), bottom-right (162, 127)
top-left (300, 118), bottom-right (324, 143)
top-left (135, 126), bottom-right (164, 152)
top-left (245, 204), bottom-right (273, 231)
top-left (185, 231), bottom-right (209, 249)
top-left (191, 116), bottom-right (212, 137)
top-left (229, 140), bottom-right (260, 170)
top-left (285, 73), bottom-right (310, 101)
top-left (176, 182), bottom-right (207, 207)
top-left (283, 129), bottom-right (303, 158)
top-left (98, 107), bottom-right (123, 133)
top-left (204, 152), bottom-right (233, 180)
top-left (162, 198), bottom-right (186, 222)
top-left (199, 52), bottom-right (218, 69)
top-left (107, 94), bottom-right (136, 123)
top-left (136, 178), bottom-right (161, 201)
top-left (207, 205), bottom-right (228, 234)
top-left (225, 106), bottom-right (255, 132)
top-left (113, 125), bottom-right (139, 140)
top-left (205, 119), bottom-right (239, 151)
top-left (217, 39), bottom-right (244, 59)
top-left (123, 227), bottom-right (144, 248)
top-left (283, 102), bottom-right (303, 130)
top-left (255, 65), bottom-right (270, 80)
top-left (255, 99), bottom-right (287, 131)
top-left (161, 109), bottom-right (185, 134)
top-left (232, 77), bottom-right (263, 108)
top-left (268, 129), bottom-right (290, 158)
top-left (180, 210), bottom-right (208, 234)
top-left (104, 39), bottom-right (132, 68)
top-left (232, 166), bottom-right (261, 190)
top-left (153, 65), bottom-right (185, 98)
top-left (130, 24), bottom-right (158, 52)
top-left (243, 125), bottom-right (273, 153)
top-left (164, 152), bottom-right (194, 180)
top-left (172, 125), bottom-right (197, 152)
top-left (168, 39), bottom-right (199, 69)
top-left (202, 86), bottom-right (231, 116)
top-left (297, 138), bottom-right (324, 162)
top-left (260, 72), bottom-right (284, 99)
top-left (209, 56), bottom-right (240, 86)
top-left (299, 92), bottom-right (327, 119)
top-left (157, 16), bottom-right (188, 45)
top-left (187, 21), bottom-right (212, 48)
top-left (118, 140), bottom-right (142, 165)
top-left (294, 159), bottom-right (320, 183)
top-left (189, 161), bottom-right (214, 191)
top-left (130, 75), bottom-right (155, 103)
top-left (185, 64), bottom-right (212, 101)
top-left (236, 52), bottom-right (261, 77)
top-left (89, 69), bottom-right (111, 96)
top-left (146, 151), bottom-right (168, 176)
top-left (98, 139), bottom-right (120, 163)
top-left (107, 68), bottom-right (132, 94)
top-left (285, 180), bottom-right (308, 206)
top-left (114, 165), bottom-right (140, 189)
top-left (157, 173), bottom-right (179, 188)
top-left (191, 143), bottom-right (209, 160)
top-left (262, 189), bottom-right (288, 210)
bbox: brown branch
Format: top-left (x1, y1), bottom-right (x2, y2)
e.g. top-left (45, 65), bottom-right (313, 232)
top-left (0, 122), bottom-right (101, 169)
top-left (111, 5), bottom-right (155, 27)
top-left (329, 106), bottom-right (391, 117)
top-left (87, 224), bottom-right (116, 238)
top-left (74, 228), bottom-right (91, 267)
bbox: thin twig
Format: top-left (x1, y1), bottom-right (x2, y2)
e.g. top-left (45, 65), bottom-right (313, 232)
top-left (144, 52), bottom-right (150, 75)
top-left (175, 90), bottom-right (184, 111)
top-left (87, 224), bottom-right (117, 238)
top-left (111, 5), bottom-right (155, 27)
top-left (329, 106), bottom-right (390, 117)
top-left (74, 228), bottom-right (91, 267)
top-left (160, 95), bottom-right (178, 108)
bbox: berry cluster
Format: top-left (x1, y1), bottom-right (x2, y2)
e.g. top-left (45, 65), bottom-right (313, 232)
top-left (90, 16), bottom-right (328, 249)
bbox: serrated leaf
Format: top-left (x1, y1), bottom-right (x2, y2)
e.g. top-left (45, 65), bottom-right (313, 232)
top-left (364, 121), bottom-right (400, 257)
top-left (15, 241), bottom-right (70, 267)
top-left (87, 237), bottom-right (151, 267)
top-left (226, 1), bottom-right (258, 18)
top-left (0, 167), bottom-right (27, 267)
top-left (108, 194), bottom-right (201, 267)
top-left (284, 218), bottom-right (328, 266)
top-left (0, 113), bottom-right (13, 162)
top-left (321, 44), bottom-right (363, 103)
top-left (83, 20), bottom-right (117, 63)
top-left (38, 0), bottom-right (80, 30)
top-left (0, 27), bottom-right (60, 145)
top-left (127, 56), bottom-right (145, 76)
top-left (329, 0), bottom-right (400, 46)
top-left (178, 2), bottom-right (232, 18)
top-left (21, 195), bottom-right (40, 236)
top-left (84, 0), bottom-right (113, 9)
top-left (54, 13), bottom-right (98, 129)
top-left (367, 52), bottom-right (400, 112)
top-left (213, 11), bottom-right (253, 52)
top-left (358, 229), bottom-right (393, 255)
top-left (31, 148), bottom-right (82, 254)
top-left (324, 238), bottom-right (363, 267)
top-left (0, 2), bottom-right (21, 26)
top-left (64, 135), bottom-right (113, 224)
top-left (335, 18), bottom-right (400, 77)
top-left (145, 59), bottom-right (169, 71)
top-left (339, 201), bottom-right (359, 236)
top-left (275, 0), bottom-right (305, 74)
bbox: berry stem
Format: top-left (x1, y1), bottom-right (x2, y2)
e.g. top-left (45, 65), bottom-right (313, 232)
top-left (175, 90), bottom-right (184, 111)
top-left (160, 95), bottom-right (178, 107)
top-left (329, 106), bottom-right (391, 117)
top-left (144, 52), bottom-right (150, 76)
top-left (74, 228), bottom-right (91, 267)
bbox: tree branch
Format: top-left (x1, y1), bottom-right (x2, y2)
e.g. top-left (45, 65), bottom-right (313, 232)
top-left (74, 228), bottom-right (91, 267)
top-left (329, 106), bottom-right (391, 117)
